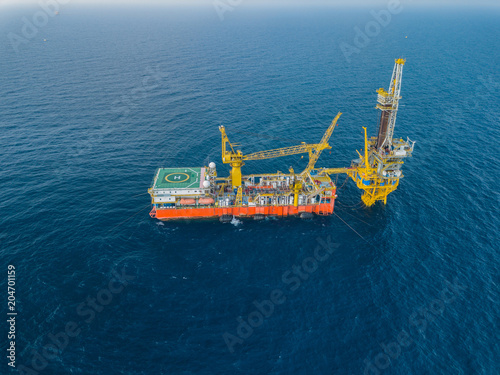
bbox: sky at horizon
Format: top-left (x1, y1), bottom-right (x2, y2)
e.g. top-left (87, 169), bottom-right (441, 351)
top-left (1, 0), bottom-right (499, 7)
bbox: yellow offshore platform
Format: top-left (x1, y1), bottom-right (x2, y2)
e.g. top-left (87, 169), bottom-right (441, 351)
top-left (319, 58), bottom-right (415, 206)
top-left (148, 59), bottom-right (415, 221)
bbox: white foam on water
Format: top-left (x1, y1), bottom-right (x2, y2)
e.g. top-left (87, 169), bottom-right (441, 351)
top-left (231, 217), bottom-right (243, 227)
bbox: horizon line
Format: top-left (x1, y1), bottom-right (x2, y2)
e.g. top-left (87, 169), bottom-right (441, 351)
top-left (1, 0), bottom-right (499, 8)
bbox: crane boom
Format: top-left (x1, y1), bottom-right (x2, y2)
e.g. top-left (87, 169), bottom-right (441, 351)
top-left (302, 112), bottom-right (341, 174)
top-left (244, 143), bottom-right (321, 161)
top-left (219, 113), bottom-right (342, 187)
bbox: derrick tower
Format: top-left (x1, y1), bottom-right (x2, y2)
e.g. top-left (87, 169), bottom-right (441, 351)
top-left (319, 58), bottom-right (415, 207)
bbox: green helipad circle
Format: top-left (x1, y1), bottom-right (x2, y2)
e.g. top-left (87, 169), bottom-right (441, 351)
top-left (165, 172), bottom-right (190, 183)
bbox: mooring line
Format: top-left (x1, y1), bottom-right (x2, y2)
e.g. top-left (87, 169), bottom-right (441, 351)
top-left (110, 205), bottom-right (151, 232)
top-left (131, 192), bottom-right (150, 198)
top-left (336, 206), bottom-right (373, 226)
top-left (337, 200), bottom-right (365, 209)
top-left (333, 211), bottom-right (375, 248)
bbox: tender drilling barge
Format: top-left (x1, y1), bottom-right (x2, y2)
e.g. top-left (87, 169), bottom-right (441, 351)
top-left (149, 59), bottom-right (415, 221)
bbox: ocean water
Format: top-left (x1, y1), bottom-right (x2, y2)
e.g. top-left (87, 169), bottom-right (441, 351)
top-left (0, 4), bottom-right (499, 375)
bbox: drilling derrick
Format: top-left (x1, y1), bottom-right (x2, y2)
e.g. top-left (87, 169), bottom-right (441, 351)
top-left (376, 58), bottom-right (405, 149)
top-left (352, 58), bottom-right (415, 206)
top-left (319, 58), bottom-right (415, 207)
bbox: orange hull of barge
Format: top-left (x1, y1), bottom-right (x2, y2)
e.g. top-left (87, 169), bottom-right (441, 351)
top-left (151, 201), bottom-right (335, 220)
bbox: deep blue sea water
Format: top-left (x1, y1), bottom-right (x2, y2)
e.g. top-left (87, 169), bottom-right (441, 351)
top-left (0, 3), bottom-right (499, 375)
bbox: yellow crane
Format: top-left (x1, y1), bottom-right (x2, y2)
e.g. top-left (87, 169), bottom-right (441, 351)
top-left (301, 112), bottom-right (342, 176)
top-left (219, 112), bottom-right (342, 188)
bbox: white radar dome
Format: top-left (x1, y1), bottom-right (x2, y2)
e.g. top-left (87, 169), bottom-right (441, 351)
top-left (209, 162), bottom-right (216, 169)
top-left (203, 180), bottom-right (211, 188)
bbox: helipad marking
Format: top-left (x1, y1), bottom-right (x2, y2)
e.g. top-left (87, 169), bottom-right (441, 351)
top-left (186, 168), bottom-right (199, 188)
top-left (165, 173), bottom-right (190, 183)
